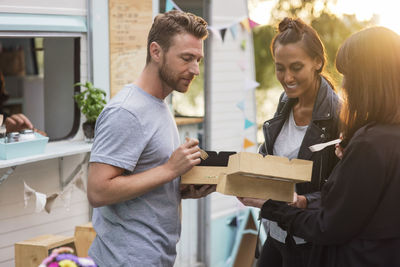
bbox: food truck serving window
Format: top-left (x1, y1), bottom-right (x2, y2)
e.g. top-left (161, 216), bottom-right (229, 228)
top-left (0, 34), bottom-right (82, 141)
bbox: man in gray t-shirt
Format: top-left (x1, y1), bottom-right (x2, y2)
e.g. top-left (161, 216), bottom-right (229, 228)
top-left (87, 11), bottom-right (213, 266)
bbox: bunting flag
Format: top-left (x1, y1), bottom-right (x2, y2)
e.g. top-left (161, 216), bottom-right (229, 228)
top-left (248, 18), bottom-right (260, 29)
top-left (22, 158), bottom-right (87, 213)
top-left (240, 40), bottom-right (246, 51)
top-left (236, 100), bottom-right (245, 111)
top-left (240, 18), bottom-right (251, 32)
top-left (60, 185), bottom-right (74, 212)
top-left (220, 28), bottom-right (227, 42)
top-left (45, 193), bottom-right (59, 213)
top-left (165, 0), bottom-right (182, 12)
top-left (24, 181), bottom-right (47, 213)
top-left (237, 59), bottom-right (248, 71)
top-left (208, 27), bottom-right (223, 42)
top-left (244, 118), bottom-right (255, 129)
top-left (244, 79), bottom-right (260, 91)
top-left (72, 170), bottom-right (86, 193)
top-left (243, 138), bottom-right (255, 149)
top-left (229, 24), bottom-right (238, 40)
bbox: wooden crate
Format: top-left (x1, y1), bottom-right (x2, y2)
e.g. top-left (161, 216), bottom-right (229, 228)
top-left (74, 222), bottom-right (97, 257)
top-left (15, 234), bottom-right (75, 267)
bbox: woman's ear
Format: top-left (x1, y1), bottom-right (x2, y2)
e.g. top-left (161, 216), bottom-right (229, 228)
top-left (149, 42), bottom-right (163, 63)
top-left (314, 58), bottom-right (323, 72)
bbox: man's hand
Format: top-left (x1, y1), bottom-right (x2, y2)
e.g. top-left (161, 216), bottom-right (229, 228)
top-left (5, 113), bottom-right (33, 133)
top-left (180, 184), bottom-right (216, 199)
top-left (166, 138), bottom-right (201, 177)
top-left (237, 197), bottom-right (266, 209)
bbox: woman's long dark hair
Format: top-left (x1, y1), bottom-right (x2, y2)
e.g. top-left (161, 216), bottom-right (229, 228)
top-left (336, 26), bottom-right (400, 141)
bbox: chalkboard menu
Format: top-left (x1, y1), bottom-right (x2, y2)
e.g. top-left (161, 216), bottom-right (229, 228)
top-left (109, 0), bottom-right (152, 97)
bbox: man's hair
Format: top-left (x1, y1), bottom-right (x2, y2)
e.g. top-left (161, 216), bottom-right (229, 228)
top-left (336, 26), bottom-right (400, 141)
top-left (146, 10), bottom-right (208, 64)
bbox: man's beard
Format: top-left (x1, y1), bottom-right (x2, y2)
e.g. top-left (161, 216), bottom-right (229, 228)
top-left (159, 60), bottom-right (192, 93)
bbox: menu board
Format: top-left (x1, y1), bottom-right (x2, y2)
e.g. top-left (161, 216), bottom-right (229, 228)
top-left (109, 0), bottom-right (152, 97)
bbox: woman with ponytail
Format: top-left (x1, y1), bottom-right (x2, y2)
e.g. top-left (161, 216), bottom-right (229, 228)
top-left (243, 17), bottom-right (341, 267)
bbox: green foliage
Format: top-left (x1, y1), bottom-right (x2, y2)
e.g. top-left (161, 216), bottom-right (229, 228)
top-left (252, 0), bottom-right (374, 90)
top-left (253, 24), bottom-right (278, 89)
top-left (74, 81), bottom-right (107, 123)
top-left (270, 0), bottom-right (335, 25)
top-left (311, 13), bottom-right (375, 86)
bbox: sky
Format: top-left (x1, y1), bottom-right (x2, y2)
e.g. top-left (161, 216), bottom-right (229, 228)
top-left (249, 0), bottom-right (400, 34)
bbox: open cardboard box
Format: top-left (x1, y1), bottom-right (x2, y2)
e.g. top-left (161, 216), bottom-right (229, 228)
top-left (181, 151), bottom-right (235, 184)
top-left (182, 151), bottom-right (313, 202)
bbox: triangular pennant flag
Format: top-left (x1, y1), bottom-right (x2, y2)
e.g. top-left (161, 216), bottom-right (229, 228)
top-left (60, 185), bottom-right (74, 211)
top-left (238, 59), bottom-right (248, 71)
top-left (23, 181), bottom-right (46, 213)
top-left (229, 24), bottom-right (238, 40)
top-left (24, 181), bottom-right (36, 207)
top-left (208, 27), bottom-right (222, 42)
top-left (73, 170), bottom-right (86, 193)
top-left (244, 119), bottom-right (255, 129)
top-left (248, 18), bottom-right (260, 29)
top-left (240, 39), bottom-right (246, 51)
top-left (220, 28), bottom-right (227, 42)
top-left (34, 191), bottom-right (47, 213)
top-left (165, 0), bottom-right (174, 12)
top-left (45, 193), bottom-right (59, 214)
top-left (165, 0), bottom-right (182, 12)
top-left (243, 138), bottom-right (255, 149)
top-left (240, 18), bottom-right (251, 32)
top-left (236, 100), bottom-right (245, 111)
top-left (244, 79), bottom-right (260, 91)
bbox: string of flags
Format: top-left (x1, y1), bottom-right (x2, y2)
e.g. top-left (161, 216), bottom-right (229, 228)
top-left (165, 0), bottom-right (259, 150)
top-left (165, 0), bottom-right (260, 42)
top-left (23, 156), bottom-right (88, 213)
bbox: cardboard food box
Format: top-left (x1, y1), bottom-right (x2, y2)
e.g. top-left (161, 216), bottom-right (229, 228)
top-left (182, 151), bottom-right (313, 202)
top-left (181, 151), bottom-right (236, 184)
top-left (217, 153), bottom-right (313, 202)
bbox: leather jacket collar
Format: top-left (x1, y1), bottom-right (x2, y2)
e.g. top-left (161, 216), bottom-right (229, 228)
top-left (262, 77), bottom-right (339, 160)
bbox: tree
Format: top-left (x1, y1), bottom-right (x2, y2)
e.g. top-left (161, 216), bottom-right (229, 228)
top-left (252, 0), bottom-right (374, 90)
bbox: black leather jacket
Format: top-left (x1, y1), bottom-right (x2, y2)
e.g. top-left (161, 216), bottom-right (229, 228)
top-left (259, 77), bottom-right (340, 207)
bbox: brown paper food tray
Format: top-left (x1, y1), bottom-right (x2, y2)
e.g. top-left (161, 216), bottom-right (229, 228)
top-left (181, 151), bottom-right (235, 184)
top-left (181, 166), bottom-right (226, 184)
top-left (227, 152), bottom-right (312, 182)
top-left (217, 173), bottom-right (295, 202)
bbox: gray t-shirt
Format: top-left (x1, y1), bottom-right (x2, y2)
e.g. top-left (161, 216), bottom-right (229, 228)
top-left (88, 84), bottom-right (181, 266)
top-left (266, 110), bottom-right (307, 244)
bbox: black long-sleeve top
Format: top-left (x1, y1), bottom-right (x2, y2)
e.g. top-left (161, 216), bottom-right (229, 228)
top-left (261, 123), bottom-right (400, 267)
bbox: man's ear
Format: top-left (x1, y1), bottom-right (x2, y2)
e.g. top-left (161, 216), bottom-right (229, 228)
top-left (149, 42), bottom-right (162, 63)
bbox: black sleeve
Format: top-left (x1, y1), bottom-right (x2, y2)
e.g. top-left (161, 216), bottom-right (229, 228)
top-left (261, 138), bottom-right (386, 245)
top-left (304, 191), bottom-right (321, 209)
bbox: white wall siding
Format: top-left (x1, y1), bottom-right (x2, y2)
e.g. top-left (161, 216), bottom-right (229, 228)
top-left (209, 0), bottom-right (258, 217)
top-left (0, 0), bottom-right (87, 16)
top-left (0, 155), bottom-right (90, 267)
